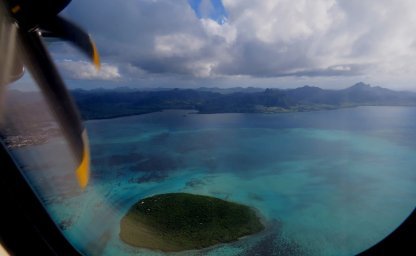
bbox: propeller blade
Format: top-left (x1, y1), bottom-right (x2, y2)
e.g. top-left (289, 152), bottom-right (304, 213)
top-left (40, 16), bottom-right (100, 69)
top-left (4, 0), bottom-right (71, 30)
top-left (17, 29), bottom-right (90, 188)
top-left (2, 0), bottom-right (96, 188)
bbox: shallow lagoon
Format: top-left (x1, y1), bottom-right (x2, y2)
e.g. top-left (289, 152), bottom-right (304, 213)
top-left (27, 107), bottom-right (416, 255)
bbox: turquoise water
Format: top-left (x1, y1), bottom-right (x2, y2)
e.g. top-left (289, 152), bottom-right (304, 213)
top-left (18, 107), bottom-right (416, 255)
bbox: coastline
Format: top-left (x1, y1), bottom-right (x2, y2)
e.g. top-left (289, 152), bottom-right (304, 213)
top-left (119, 219), bottom-right (185, 252)
top-left (81, 106), bottom-right (321, 121)
top-left (81, 105), bottom-right (416, 122)
top-left (119, 193), bottom-right (265, 252)
top-left (120, 218), bottom-right (269, 254)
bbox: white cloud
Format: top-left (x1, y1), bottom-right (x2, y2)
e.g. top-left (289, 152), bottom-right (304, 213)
top-left (62, 0), bottom-right (416, 89)
top-left (59, 60), bottom-right (121, 80)
top-left (201, 18), bottom-right (236, 44)
top-left (225, 0), bottom-right (337, 43)
top-left (330, 65), bottom-right (351, 72)
top-left (154, 33), bottom-right (205, 57)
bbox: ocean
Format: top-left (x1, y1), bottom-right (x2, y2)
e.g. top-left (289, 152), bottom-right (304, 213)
top-left (16, 106), bottom-right (416, 255)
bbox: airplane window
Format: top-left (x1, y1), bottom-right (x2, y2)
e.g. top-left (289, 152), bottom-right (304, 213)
top-left (1, 1), bottom-right (416, 256)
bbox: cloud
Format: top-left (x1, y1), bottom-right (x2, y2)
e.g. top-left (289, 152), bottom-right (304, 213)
top-left (154, 34), bottom-right (204, 57)
top-left (61, 0), bottom-right (416, 89)
top-left (279, 64), bottom-right (368, 77)
top-left (58, 60), bottom-right (121, 80)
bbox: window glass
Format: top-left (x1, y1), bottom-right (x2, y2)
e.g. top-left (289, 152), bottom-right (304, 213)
top-left (1, 2), bottom-right (416, 256)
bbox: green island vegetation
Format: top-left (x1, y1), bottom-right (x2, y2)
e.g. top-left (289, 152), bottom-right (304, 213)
top-left (119, 193), bottom-right (265, 252)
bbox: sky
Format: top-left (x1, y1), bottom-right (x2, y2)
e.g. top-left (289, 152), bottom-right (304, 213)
top-left (40, 0), bottom-right (416, 90)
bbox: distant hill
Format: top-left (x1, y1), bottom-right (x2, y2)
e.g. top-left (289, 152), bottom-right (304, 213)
top-left (71, 88), bottom-right (220, 119)
top-left (67, 83), bottom-right (416, 119)
top-left (4, 83), bottom-right (416, 121)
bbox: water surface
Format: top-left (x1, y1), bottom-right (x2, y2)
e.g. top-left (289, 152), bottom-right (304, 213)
top-left (21, 107), bottom-right (416, 255)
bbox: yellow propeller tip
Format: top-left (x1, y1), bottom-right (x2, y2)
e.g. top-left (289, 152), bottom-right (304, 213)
top-left (76, 131), bottom-right (90, 189)
top-left (91, 40), bottom-right (101, 70)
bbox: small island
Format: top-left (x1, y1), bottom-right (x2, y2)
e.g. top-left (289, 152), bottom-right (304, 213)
top-left (119, 193), bottom-right (264, 252)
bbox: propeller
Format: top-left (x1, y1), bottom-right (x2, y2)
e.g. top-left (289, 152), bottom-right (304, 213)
top-left (39, 16), bottom-right (100, 69)
top-left (5, 0), bottom-right (100, 69)
top-left (2, 0), bottom-right (101, 188)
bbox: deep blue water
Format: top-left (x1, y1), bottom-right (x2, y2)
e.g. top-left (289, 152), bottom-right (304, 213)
top-left (17, 107), bottom-right (416, 256)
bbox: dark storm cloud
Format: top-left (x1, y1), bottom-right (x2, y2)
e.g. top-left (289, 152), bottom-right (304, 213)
top-left (64, 1), bottom-right (202, 56)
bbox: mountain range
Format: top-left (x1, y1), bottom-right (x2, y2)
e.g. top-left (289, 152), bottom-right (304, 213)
top-left (70, 82), bottom-right (416, 119)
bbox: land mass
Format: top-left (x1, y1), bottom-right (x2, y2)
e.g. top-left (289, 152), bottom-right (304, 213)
top-left (69, 82), bottom-right (416, 120)
top-left (3, 82), bottom-right (416, 145)
top-left (119, 193), bottom-right (264, 252)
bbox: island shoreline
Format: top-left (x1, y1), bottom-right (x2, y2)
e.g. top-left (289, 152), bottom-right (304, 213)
top-left (119, 193), bottom-right (265, 252)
